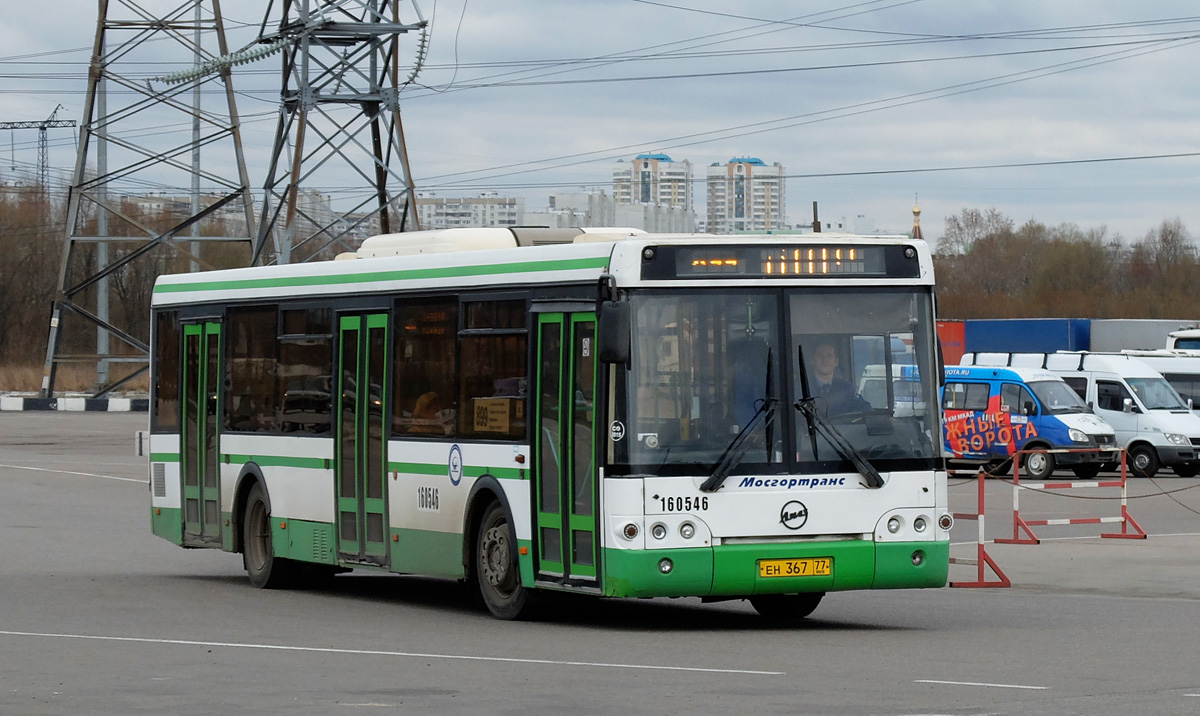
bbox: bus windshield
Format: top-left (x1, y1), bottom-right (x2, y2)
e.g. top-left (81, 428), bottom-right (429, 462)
top-left (610, 288), bottom-right (940, 476)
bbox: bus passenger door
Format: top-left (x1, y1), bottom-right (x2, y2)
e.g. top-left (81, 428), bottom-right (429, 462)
top-left (181, 322), bottom-right (221, 546)
top-left (533, 313), bottom-right (599, 588)
top-left (336, 313), bottom-right (390, 566)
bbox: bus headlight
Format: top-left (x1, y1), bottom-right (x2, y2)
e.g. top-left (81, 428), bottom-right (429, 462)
top-left (650, 523), bottom-right (667, 540)
top-left (913, 517), bottom-right (927, 532)
top-left (938, 514), bottom-right (954, 531)
top-left (658, 558), bottom-right (673, 574)
top-left (887, 517), bottom-right (902, 534)
top-left (679, 521), bottom-right (696, 539)
top-left (1069, 428), bottom-right (1088, 443)
top-left (912, 550), bottom-right (925, 566)
top-left (1165, 433), bottom-right (1189, 446)
top-left (622, 523), bottom-right (639, 540)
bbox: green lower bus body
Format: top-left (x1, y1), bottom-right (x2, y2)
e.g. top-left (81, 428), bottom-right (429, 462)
top-left (153, 507), bottom-right (948, 597)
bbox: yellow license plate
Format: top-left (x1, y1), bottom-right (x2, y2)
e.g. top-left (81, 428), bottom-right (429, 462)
top-left (758, 557), bottom-right (832, 578)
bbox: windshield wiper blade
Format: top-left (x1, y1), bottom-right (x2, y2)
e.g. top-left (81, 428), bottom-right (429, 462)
top-left (793, 399), bottom-right (884, 488)
top-left (701, 346), bottom-right (776, 493)
top-left (700, 397), bottom-right (777, 493)
top-left (793, 345), bottom-right (882, 488)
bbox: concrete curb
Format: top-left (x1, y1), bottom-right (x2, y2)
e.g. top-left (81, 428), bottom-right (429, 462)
top-left (0, 397), bottom-right (149, 412)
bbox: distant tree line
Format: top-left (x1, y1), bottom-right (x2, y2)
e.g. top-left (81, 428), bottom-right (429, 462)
top-left (933, 208), bottom-right (1200, 320)
top-left (0, 187), bottom-right (249, 384)
top-left (3, 189), bottom-right (1197, 379)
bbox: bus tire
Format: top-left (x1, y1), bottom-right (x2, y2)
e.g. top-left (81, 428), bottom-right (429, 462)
top-left (749, 592), bottom-right (823, 620)
top-left (1072, 464), bottom-right (1102, 479)
top-left (242, 483), bottom-right (296, 589)
top-left (1023, 449), bottom-right (1055, 480)
top-left (1128, 445), bottom-right (1160, 478)
top-left (475, 502), bottom-right (530, 620)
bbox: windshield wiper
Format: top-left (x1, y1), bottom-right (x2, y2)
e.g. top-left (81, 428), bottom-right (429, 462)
top-left (794, 346), bottom-right (884, 489)
top-left (700, 347), bottom-right (776, 493)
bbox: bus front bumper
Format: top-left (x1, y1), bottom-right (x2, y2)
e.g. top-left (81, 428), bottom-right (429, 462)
top-left (600, 539), bottom-right (949, 599)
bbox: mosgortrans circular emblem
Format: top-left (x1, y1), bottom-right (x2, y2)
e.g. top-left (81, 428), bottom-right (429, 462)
top-left (448, 444), bottom-right (463, 486)
top-left (779, 500), bottom-right (808, 530)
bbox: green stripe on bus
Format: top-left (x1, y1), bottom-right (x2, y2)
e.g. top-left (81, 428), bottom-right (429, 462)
top-left (150, 452), bottom-right (180, 463)
top-left (388, 462), bottom-right (524, 480)
top-left (223, 454), bottom-right (328, 469)
top-left (154, 256), bottom-right (611, 294)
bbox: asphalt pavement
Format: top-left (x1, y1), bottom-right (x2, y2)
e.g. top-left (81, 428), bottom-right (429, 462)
top-left (2, 412), bottom-right (1199, 716)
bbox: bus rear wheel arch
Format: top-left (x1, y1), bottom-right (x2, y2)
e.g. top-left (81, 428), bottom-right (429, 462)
top-left (242, 482), bottom-right (297, 589)
top-left (473, 501), bottom-right (531, 620)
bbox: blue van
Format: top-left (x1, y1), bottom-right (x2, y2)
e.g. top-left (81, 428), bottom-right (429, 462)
top-left (941, 366), bottom-right (1117, 478)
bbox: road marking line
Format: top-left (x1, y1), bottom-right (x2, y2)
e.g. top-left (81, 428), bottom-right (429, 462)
top-left (0, 463), bottom-right (146, 484)
top-left (915, 679), bottom-right (1047, 690)
top-left (0, 630), bottom-right (783, 676)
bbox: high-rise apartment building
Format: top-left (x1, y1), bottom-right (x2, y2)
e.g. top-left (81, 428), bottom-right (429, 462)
top-left (705, 157), bottom-right (786, 233)
top-left (613, 153), bottom-right (693, 211)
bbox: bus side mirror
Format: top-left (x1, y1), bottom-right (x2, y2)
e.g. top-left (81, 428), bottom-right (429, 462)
top-left (1023, 400), bottom-right (1035, 416)
top-left (598, 300), bottom-right (631, 364)
top-left (1122, 397), bottom-right (1133, 413)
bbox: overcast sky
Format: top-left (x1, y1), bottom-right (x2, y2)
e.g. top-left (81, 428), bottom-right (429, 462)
top-left (3, 0), bottom-right (1200, 245)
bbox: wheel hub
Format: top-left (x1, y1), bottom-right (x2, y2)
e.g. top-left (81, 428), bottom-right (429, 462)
top-left (481, 526), bottom-right (510, 587)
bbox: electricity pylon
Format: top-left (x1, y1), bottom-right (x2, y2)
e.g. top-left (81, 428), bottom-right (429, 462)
top-left (41, 0), bottom-right (256, 398)
top-left (254, 0), bottom-right (426, 264)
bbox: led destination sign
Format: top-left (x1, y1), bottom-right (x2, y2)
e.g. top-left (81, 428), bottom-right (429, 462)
top-left (640, 244), bottom-right (920, 280)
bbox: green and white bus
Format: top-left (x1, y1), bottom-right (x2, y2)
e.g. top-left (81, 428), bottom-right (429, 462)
top-left (149, 227), bottom-right (950, 620)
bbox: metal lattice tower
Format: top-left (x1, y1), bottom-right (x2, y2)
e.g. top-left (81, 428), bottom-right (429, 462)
top-left (41, 0), bottom-right (256, 398)
top-left (0, 105), bottom-right (76, 192)
top-left (254, 0), bottom-right (426, 264)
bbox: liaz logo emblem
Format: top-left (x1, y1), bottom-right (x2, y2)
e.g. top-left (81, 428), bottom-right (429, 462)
top-left (448, 444), bottom-right (463, 486)
top-left (779, 500), bottom-right (808, 530)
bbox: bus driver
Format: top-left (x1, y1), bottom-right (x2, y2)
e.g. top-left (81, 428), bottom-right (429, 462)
top-left (811, 342), bottom-right (870, 417)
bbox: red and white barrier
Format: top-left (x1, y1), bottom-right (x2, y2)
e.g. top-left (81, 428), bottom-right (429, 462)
top-left (948, 467), bottom-right (1011, 588)
top-left (994, 449), bottom-right (1146, 545)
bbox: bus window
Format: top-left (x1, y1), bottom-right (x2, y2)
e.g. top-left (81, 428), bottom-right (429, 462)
top-left (152, 311), bottom-right (180, 432)
top-left (394, 299), bottom-right (458, 436)
top-left (226, 306), bottom-right (279, 433)
top-left (459, 299), bottom-right (527, 439)
top-left (278, 308), bottom-right (333, 434)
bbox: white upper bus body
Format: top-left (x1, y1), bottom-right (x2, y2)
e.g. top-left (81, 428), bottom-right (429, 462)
top-left (150, 229), bottom-right (947, 611)
top-left (963, 351), bottom-right (1200, 477)
top-left (1166, 327), bottom-right (1200, 351)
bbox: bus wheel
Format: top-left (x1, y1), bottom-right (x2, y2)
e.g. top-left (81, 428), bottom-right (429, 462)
top-left (1023, 450), bottom-right (1055, 480)
top-left (749, 592), bottom-right (824, 620)
top-left (476, 502), bottom-right (529, 620)
top-left (1072, 464), bottom-right (1102, 479)
top-left (1172, 464), bottom-right (1200, 478)
top-left (243, 483), bottom-right (295, 589)
top-left (1129, 445), bottom-right (1160, 478)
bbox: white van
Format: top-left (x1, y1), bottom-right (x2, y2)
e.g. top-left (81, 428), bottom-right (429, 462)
top-left (962, 352), bottom-right (1200, 478)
